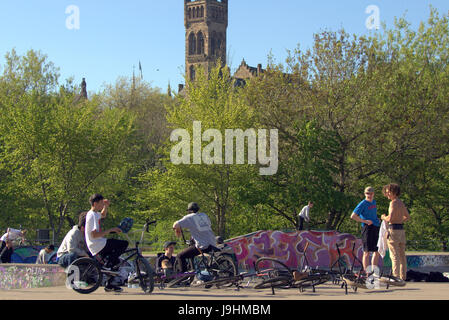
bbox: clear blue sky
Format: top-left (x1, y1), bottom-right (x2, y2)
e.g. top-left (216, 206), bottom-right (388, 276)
top-left (1, 0), bottom-right (448, 94)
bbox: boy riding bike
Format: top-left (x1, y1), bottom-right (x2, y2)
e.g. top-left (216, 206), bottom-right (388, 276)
top-left (172, 202), bottom-right (217, 273)
top-left (85, 194), bottom-right (128, 292)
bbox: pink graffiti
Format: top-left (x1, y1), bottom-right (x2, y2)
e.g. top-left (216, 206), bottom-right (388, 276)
top-left (227, 230), bottom-right (366, 270)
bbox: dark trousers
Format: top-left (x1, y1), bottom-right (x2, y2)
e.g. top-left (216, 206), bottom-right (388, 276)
top-left (0, 241), bottom-right (13, 263)
top-left (176, 245), bottom-right (213, 273)
top-left (97, 239), bottom-right (128, 268)
top-left (298, 217), bottom-right (305, 231)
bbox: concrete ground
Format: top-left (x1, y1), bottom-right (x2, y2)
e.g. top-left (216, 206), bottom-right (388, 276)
top-left (1, 281), bottom-right (448, 300)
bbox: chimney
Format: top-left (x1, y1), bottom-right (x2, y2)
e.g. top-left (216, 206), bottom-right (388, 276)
top-left (257, 64), bottom-right (262, 76)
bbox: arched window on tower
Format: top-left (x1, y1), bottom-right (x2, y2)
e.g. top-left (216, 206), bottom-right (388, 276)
top-left (189, 32), bottom-right (197, 55)
top-left (211, 31), bottom-right (217, 56)
top-left (188, 7), bottom-right (192, 19)
top-left (197, 32), bottom-right (204, 55)
top-left (190, 65), bottom-right (196, 81)
top-left (201, 6), bottom-right (204, 17)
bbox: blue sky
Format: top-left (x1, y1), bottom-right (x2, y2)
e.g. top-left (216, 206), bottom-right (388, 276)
top-left (1, 0), bottom-right (448, 94)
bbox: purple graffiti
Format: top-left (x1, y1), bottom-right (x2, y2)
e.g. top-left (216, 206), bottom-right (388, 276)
top-left (227, 230), bottom-right (366, 270)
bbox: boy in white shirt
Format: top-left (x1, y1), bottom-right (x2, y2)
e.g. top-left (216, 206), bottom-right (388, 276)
top-left (298, 201), bottom-right (314, 231)
top-left (85, 194), bottom-right (128, 292)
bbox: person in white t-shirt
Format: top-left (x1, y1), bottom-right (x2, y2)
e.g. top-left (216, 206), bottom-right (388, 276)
top-left (36, 245), bottom-right (55, 264)
top-left (298, 201), bottom-right (314, 231)
top-left (173, 202), bottom-right (217, 273)
top-left (0, 228), bottom-right (27, 263)
top-left (85, 194), bottom-right (128, 293)
top-left (0, 228), bottom-right (26, 250)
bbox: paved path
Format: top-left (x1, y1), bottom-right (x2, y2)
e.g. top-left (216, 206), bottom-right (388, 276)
top-left (1, 282), bottom-right (449, 300)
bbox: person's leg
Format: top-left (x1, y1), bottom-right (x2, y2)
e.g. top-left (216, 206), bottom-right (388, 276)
top-left (362, 251), bottom-right (370, 271)
top-left (98, 239), bottom-right (129, 268)
top-left (387, 230), bottom-right (400, 278)
top-left (58, 252), bottom-right (79, 268)
top-left (398, 230), bottom-right (407, 280)
top-left (299, 217), bottom-right (304, 231)
top-left (176, 245), bottom-right (200, 273)
top-left (0, 247), bottom-right (13, 263)
top-left (371, 251), bottom-right (380, 269)
top-left (368, 225), bottom-right (380, 269)
top-left (361, 225), bottom-right (370, 270)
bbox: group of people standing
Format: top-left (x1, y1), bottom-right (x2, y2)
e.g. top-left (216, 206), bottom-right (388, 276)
top-left (298, 183), bottom-right (410, 281)
top-left (351, 183), bottom-right (410, 281)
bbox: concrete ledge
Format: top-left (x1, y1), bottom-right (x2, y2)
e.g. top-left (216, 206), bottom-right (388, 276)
top-left (0, 264), bottom-right (66, 290)
top-left (407, 255), bottom-right (449, 268)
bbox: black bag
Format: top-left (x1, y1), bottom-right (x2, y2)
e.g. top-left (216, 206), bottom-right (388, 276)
top-left (426, 272), bottom-right (449, 282)
top-left (406, 269), bottom-right (429, 282)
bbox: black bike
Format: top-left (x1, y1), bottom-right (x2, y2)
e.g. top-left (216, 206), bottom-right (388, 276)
top-left (166, 228), bottom-right (237, 288)
top-left (67, 218), bottom-right (155, 294)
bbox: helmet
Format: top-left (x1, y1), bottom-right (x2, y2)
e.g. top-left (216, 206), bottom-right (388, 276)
top-left (186, 202), bottom-right (200, 212)
top-left (118, 217), bottom-right (134, 234)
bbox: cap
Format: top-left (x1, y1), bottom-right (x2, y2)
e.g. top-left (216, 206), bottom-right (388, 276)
top-left (164, 241), bottom-right (176, 249)
top-left (186, 202), bottom-right (200, 212)
top-left (364, 187), bottom-right (374, 194)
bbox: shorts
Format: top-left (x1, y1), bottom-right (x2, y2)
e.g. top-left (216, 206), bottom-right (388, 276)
top-left (361, 224), bottom-right (380, 252)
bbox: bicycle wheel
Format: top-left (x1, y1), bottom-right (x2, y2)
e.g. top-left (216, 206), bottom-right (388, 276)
top-left (379, 275), bottom-right (406, 287)
top-left (254, 257), bottom-right (293, 289)
top-left (254, 276), bottom-right (292, 289)
top-left (209, 254), bottom-right (238, 288)
top-left (166, 273), bottom-right (195, 288)
top-left (294, 274), bottom-right (331, 292)
top-left (67, 257), bottom-right (103, 294)
top-left (134, 256), bottom-right (155, 293)
top-left (342, 274), bottom-right (368, 290)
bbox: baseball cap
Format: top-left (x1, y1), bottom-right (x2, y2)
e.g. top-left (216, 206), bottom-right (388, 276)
top-left (186, 202), bottom-right (200, 212)
top-left (364, 187), bottom-right (374, 194)
top-left (164, 241), bottom-right (176, 249)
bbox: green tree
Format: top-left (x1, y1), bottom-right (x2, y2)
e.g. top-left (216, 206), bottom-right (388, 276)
top-left (0, 50), bottom-right (135, 240)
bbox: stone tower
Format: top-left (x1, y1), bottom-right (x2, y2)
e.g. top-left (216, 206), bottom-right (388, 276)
top-left (184, 0), bottom-right (228, 82)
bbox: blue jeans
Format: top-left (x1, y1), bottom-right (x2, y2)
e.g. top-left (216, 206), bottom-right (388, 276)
top-left (58, 252), bottom-right (79, 268)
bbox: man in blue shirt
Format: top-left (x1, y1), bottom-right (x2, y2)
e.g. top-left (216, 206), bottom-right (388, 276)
top-left (350, 187), bottom-right (381, 271)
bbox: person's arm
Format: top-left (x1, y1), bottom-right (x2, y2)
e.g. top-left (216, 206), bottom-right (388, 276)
top-left (350, 212), bottom-right (373, 225)
top-left (100, 199), bottom-right (110, 219)
top-left (88, 211), bottom-right (121, 239)
top-left (173, 221), bottom-right (182, 238)
top-left (90, 227), bottom-right (121, 239)
top-left (403, 203), bottom-right (411, 223)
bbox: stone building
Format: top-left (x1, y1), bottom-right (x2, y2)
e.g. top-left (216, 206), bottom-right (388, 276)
top-left (182, 0), bottom-right (263, 90)
top-left (184, 0), bottom-right (228, 82)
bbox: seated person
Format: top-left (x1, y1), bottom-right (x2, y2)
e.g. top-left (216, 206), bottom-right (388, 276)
top-left (36, 245), bottom-right (55, 264)
top-left (57, 212), bottom-right (90, 268)
top-left (157, 241), bottom-right (176, 276)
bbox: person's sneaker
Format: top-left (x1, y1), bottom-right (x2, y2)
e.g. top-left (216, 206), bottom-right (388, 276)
top-left (104, 285), bottom-right (123, 293)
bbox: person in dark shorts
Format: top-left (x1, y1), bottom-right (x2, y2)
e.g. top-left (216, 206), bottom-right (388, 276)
top-left (350, 187), bottom-right (381, 271)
